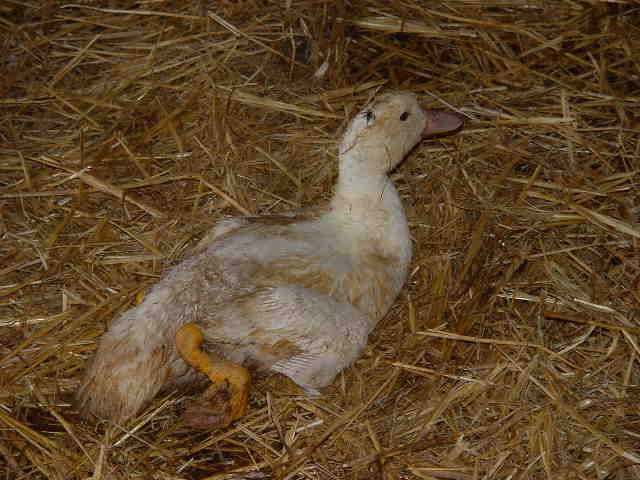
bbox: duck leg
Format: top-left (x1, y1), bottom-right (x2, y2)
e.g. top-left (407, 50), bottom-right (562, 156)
top-left (175, 323), bottom-right (250, 429)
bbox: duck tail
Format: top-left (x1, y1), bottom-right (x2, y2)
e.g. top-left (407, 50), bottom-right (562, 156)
top-left (75, 299), bottom-right (186, 424)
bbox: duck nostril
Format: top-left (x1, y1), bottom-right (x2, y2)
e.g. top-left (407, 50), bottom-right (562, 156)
top-left (400, 111), bottom-right (410, 121)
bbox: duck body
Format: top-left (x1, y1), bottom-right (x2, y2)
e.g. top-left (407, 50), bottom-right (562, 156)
top-left (76, 92), bottom-right (462, 425)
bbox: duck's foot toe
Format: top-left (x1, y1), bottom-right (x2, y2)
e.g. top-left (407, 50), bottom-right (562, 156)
top-left (176, 323), bottom-right (251, 429)
top-left (182, 383), bottom-right (233, 430)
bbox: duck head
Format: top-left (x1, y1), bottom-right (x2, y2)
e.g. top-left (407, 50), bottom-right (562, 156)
top-left (339, 92), bottom-right (462, 179)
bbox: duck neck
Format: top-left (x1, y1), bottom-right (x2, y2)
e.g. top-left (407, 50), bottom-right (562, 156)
top-left (335, 169), bottom-right (389, 202)
top-left (329, 150), bottom-right (411, 261)
top-left (335, 148), bottom-right (387, 198)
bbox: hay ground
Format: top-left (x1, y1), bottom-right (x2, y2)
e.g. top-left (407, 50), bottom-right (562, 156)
top-left (1, 1), bottom-right (640, 479)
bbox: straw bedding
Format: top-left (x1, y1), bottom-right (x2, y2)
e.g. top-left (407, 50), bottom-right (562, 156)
top-left (1, 1), bottom-right (639, 479)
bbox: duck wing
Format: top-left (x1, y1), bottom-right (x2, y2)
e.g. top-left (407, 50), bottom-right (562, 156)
top-left (191, 206), bottom-right (327, 256)
top-left (200, 284), bottom-right (372, 393)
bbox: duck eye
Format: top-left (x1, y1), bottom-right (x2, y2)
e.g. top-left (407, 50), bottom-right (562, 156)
top-left (400, 111), bottom-right (410, 121)
top-left (363, 110), bottom-right (375, 124)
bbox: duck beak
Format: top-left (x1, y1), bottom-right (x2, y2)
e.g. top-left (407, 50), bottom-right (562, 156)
top-left (422, 109), bottom-right (464, 138)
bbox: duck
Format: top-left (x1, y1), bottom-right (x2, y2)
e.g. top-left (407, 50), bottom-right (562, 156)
top-left (76, 91), bottom-right (463, 428)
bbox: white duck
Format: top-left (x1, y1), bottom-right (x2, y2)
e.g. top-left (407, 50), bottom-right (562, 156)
top-left (76, 91), bottom-right (462, 428)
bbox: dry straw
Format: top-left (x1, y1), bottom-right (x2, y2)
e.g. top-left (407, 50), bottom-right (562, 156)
top-left (1, 1), bottom-right (639, 479)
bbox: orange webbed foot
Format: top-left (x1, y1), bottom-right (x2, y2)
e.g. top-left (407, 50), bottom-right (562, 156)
top-left (176, 323), bottom-right (250, 429)
top-left (183, 382), bottom-right (233, 429)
